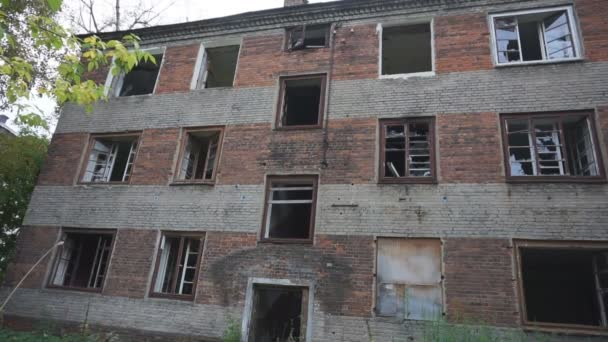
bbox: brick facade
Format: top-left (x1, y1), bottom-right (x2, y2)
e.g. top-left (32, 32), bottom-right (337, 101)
top-left (37, 133), bottom-right (86, 185)
top-left (155, 44), bottom-right (200, 94)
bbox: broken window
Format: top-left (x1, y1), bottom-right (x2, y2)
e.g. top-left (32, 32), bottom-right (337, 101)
top-left (503, 113), bottom-right (602, 179)
top-left (286, 24), bottom-right (330, 50)
top-left (380, 118), bottom-right (435, 182)
top-left (262, 176), bottom-right (317, 241)
top-left (176, 128), bottom-right (223, 183)
top-left (518, 244), bottom-right (608, 328)
top-left (194, 45), bottom-right (240, 89)
top-left (492, 7), bottom-right (580, 64)
top-left (50, 230), bottom-right (114, 290)
top-left (249, 285), bottom-right (309, 342)
top-left (112, 52), bottom-right (163, 97)
top-left (381, 23), bottom-right (433, 75)
top-left (277, 75), bottom-right (325, 128)
top-left (376, 238), bottom-right (442, 321)
top-left (81, 135), bottom-right (139, 183)
top-left (151, 233), bottom-right (204, 299)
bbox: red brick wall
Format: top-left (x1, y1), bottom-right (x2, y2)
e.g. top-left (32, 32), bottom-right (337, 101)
top-left (4, 226), bottom-right (60, 288)
top-left (130, 128), bottom-right (179, 185)
top-left (576, 0), bottom-right (608, 62)
top-left (38, 133), bottom-right (87, 185)
top-left (104, 229), bottom-right (158, 298)
top-left (198, 232), bottom-right (374, 317)
top-left (435, 13), bottom-right (493, 73)
top-left (443, 238), bottom-right (518, 327)
top-left (438, 112), bottom-right (504, 183)
top-left (155, 44), bottom-right (200, 94)
top-left (332, 24), bottom-right (379, 80)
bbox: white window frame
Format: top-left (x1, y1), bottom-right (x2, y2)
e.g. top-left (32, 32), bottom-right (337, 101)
top-left (377, 19), bottom-right (436, 79)
top-left (103, 46), bottom-right (166, 97)
top-left (489, 6), bottom-right (583, 67)
top-left (241, 278), bottom-right (314, 342)
top-left (190, 39), bottom-right (243, 90)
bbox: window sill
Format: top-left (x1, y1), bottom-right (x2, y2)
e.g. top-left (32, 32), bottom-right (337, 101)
top-left (379, 71), bottom-right (435, 79)
top-left (285, 46), bottom-right (329, 52)
top-left (46, 285), bottom-right (103, 294)
top-left (506, 176), bottom-right (606, 184)
top-left (378, 177), bottom-right (437, 184)
top-left (274, 125), bottom-right (323, 131)
top-left (170, 180), bottom-right (216, 186)
top-left (77, 181), bottom-right (130, 186)
top-left (259, 238), bottom-right (314, 245)
top-left (495, 57), bottom-right (584, 68)
top-left (523, 323), bottom-right (608, 337)
top-left (149, 293), bottom-right (195, 301)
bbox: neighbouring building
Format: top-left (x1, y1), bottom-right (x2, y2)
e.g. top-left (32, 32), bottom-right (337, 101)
top-left (3, 0), bottom-right (608, 340)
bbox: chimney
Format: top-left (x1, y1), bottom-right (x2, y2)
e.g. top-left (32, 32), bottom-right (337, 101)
top-left (284, 0), bottom-right (308, 7)
top-left (0, 115), bottom-right (8, 124)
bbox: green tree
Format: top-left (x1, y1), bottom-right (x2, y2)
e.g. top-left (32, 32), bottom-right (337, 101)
top-left (0, 134), bottom-right (48, 281)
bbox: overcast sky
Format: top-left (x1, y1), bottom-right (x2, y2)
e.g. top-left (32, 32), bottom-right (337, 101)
top-left (5, 0), bottom-right (338, 133)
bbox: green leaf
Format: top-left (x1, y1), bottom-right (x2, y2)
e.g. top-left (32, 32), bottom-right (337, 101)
top-left (47, 0), bottom-right (63, 12)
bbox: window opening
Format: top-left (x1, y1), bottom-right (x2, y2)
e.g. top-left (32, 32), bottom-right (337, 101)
top-left (493, 8), bottom-right (578, 64)
top-left (381, 24), bottom-right (432, 75)
top-left (382, 120), bottom-right (433, 180)
top-left (264, 177), bottom-right (316, 240)
top-left (82, 136), bottom-right (138, 183)
top-left (520, 247), bottom-right (608, 327)
top-left (152, 234), bottom-right (203, 297)
top-left (51, 232), bottom-right (113, 290)
top-left (115, 53), bottom-right (163, 96)
top-left (287, 24), bottom-right (330, 50)
top-left (196, 45), bottom-right (240, 89)
top-left (249, 285), bottom-right (308, 342)
top-left (279, 75), bottom-right (325, 127)
top-left (177, 129), bottom-right (222, 182)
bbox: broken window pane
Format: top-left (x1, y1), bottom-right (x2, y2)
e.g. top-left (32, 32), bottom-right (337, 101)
top-left (520, 247), bottom-right (608, 327)
top-left (249, 285), bottom-right (308, 342)
top-left (376, 238), bottom-right (442, 321)
top-left (382, 23), bottom-right (432, 75)
top-left (493, 8), bottom-right (578, 64)
top-left (382, 119), bottom-right (433, 180)
top-left (51, 232), bottom-right (113, 290)
top-left (197, 45), bottom-right (240, 89)
top-left (567, 118), bottom-right (598, 176)
top-left (287, 24), bottom-right (329, 50)
top-left (177, 130), bottom-right (222, 182)
top-left (264, 178), bottom-right (316, 240)
top-left (82, 136), bottom-right (138, 183)
top-left (117, 53), bottom-right (163, 96)
top-left (152, 234), bottom-right (203, 297)
top-left (279, 76), bottom-right (324, 127)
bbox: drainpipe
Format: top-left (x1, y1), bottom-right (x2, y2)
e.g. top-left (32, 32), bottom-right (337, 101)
top-left (321, 22), bottom-right (341, 168)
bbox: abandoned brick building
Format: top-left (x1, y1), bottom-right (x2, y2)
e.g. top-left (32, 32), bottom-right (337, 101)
top-left (3, 0), bottom-right (608, 340)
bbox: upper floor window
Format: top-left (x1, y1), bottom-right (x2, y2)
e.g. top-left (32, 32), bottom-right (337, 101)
top-left (286, 24), bottom-right (330, 50)
top-left (276, 74), bottom-right (326, 129)
top-left (192, 45), bottom-right (240, 89)
top-left (490, 7), bottom-right (581, 65)
top-left (261, 176), bottom-right (318, 243)
top-left (379, 118), bottom-right (436, 183)
top-left (106, 48), bottom-right (164, 97)
top-left (81, 134), bottom-right (139, 183)
top-left (501, 112), bottom-right (604, 181)
top-left (381, 23), bottom-right (433, 76)
top-left (174, 127), bottom-right (223, 184)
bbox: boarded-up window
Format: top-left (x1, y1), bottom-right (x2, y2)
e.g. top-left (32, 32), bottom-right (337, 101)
top-left (376, 238), bottom-right (442, 320)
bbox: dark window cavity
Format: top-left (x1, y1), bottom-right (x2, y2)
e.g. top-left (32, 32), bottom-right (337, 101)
top-left (151, 234), bottom-right (204, 298)
top-left (278, 75), bottom-right (325, 128)
top-left (263, 177), bottom-right (317, 241)
top-left (520, 246), bottom-right (608, 327)
top-left (82, 135), bottom-right (139, 183)
top-left (381, 24), bottom-right (432, 75)
top-left (493, 8), bottom-right (578, 64)
top-left (116, 53), bottom-right (163, 96)
top-left (177, 129), bottom-right (223, 183)
top-left (50, 231), bottom-right (113, 290)
top-left (287, 24), bottom-right (330, 50)
top-left (249, 285), bottom-right (309, 342)
top-left (503, 113), bottom-right (601, 178)
top-left (196, 45), bottom-right (240, 89)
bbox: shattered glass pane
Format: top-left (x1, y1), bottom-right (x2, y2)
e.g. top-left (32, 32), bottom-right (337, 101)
top-left (385, 125), bottom-right (405, 178)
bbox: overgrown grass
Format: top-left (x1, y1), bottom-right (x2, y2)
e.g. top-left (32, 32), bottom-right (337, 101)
top-left (421, 319), bottom-right (554, 342)
top-left (222, 318), bottom-right (241, 342)
top-left (0, 328), bottom-right (100, 341)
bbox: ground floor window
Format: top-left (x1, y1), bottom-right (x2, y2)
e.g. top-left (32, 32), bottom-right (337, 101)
top-left (517, 242), bottom-right (608, 328)
top-left (248, 284), bottom-right (309, 342)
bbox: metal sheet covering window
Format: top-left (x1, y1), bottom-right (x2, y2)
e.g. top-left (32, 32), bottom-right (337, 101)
top-left (376, 238), bottom-right (442, 320)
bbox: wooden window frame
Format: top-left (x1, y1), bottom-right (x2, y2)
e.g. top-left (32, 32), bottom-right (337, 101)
top-left (260, 175), bottom-right (318, 244)
top-left (285, 24), bottom-right (331, 51)
top-left (172, 126), bottom-right (225, 185)
top-left (275, 74), bottom-right (327, 130)
top-left (500, 111), bottom-right (606, 183)
top-left (378, 117), bottom-right (437, 184)
top-left (149, 231), bottom-right (205, 301)
top-left (47, 228), bottom-right (116, 293)
top-left (78, 132), bottom-right (141, 185)
top-left (514, 240), bottom-right (608, 334)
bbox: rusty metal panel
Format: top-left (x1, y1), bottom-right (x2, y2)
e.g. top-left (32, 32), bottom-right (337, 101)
top-left (406, 285), bottom-right (442, 320)
top-left (377, 238), bottom-right (441, 285)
